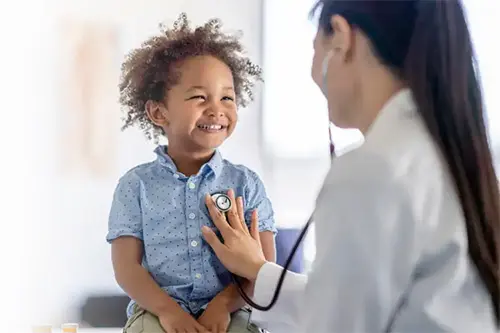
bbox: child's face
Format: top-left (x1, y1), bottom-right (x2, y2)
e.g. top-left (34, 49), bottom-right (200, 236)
top-left (148, 55), bottom-right (237, 152)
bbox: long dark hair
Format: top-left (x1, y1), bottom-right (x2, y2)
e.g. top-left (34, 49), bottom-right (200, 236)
top-left (313, 0), bottom-right (500, 326)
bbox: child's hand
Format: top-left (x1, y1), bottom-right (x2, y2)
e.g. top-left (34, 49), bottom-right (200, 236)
top-left (197, 298), bottom-right (231, 332)
top-left (159, 305), bottom-right (208, 333)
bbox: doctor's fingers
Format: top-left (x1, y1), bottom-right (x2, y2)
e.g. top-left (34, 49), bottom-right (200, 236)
top-left (201, 227), bottom-right (230, 266)
top-left (226, 190), bottom-right (245, 232)
top-left (205, 194), bottom-right (233, 237)
top-left (250, 210), bottom-right (260, 241)
top-left (236, 196), bottom-right (249, 234)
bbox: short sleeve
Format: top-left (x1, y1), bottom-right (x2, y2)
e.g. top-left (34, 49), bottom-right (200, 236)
top-left (106, 172), bottom-right (143, 243)
top-left (244, 171), bottom-right (277, 234)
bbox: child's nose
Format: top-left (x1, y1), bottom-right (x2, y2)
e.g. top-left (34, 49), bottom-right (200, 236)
top-left (206, 103), bottom-right (225, 117)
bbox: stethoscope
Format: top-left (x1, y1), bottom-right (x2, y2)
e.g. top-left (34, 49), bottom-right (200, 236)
top-left (211, 193), bottom-right (314, 312)
top-left (211, 192), bottom-right (233, 213)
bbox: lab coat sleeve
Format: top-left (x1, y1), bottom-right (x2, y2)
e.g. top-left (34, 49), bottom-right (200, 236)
top-left (250, 262), bottom-right (308, 332)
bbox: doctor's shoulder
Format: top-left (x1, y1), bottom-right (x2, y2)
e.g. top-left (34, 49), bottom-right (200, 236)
top-left (326, 148), bottom-right (397, 187)
top-left (325, 130), bottom-right (443, 194)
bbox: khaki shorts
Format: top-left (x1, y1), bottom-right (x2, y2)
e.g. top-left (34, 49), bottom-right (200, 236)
top-left (123, 306), bottom-right (261, 333)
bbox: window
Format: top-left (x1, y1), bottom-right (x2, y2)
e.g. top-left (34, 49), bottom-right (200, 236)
top-left (262, 0), bottom-right (363, 159)
top-left (262, 0), bottom-right (499, 159)
top-left (464, 0), bottom-right (500, 149)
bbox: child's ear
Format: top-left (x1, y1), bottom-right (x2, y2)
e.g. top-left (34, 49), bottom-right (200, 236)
top-left (145, 100), bottom-right (169, 127)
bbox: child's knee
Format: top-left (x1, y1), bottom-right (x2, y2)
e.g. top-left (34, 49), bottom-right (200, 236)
top-left (123, 308), bottom-right (165, 333)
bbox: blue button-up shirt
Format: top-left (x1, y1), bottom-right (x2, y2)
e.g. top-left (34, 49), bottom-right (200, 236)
top-left (107, 146), bottom-right (276, 317)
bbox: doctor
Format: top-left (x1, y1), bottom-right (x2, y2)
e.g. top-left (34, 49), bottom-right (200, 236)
top-left (202, 0), bottom-right (500, 332)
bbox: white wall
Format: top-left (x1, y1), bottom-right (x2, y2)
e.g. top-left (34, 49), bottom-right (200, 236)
top-left (22, 0), bottom-right (266, 326)
top-left (464, 0), bottom-right (500, 174)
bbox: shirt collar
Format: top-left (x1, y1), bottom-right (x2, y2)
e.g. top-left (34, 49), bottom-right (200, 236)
top-left (154, 145), bottom-right (223, 177)
top-left (364, 88), bottom-right (417, 141)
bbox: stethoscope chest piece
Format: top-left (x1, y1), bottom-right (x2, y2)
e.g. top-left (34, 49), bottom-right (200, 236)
top-left (211, 193), bottom-right (232, 213)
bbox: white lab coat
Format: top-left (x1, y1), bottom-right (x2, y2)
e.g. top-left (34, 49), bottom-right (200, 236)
top-left (251, 89), bottom-right (497, 332)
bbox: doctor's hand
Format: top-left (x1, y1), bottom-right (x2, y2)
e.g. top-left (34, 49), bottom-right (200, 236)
top-left (202, 190), bottom-right (266, 281)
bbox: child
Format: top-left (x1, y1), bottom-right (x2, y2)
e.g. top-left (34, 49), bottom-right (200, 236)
top-left (106, 13), bottom-right (276, 333)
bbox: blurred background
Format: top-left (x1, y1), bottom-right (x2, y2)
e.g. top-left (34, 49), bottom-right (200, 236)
top-left (1, 0), bottom-right (498, 331)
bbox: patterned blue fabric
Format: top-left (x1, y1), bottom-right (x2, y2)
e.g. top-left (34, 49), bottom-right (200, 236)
top-left (107, 146), bottom-right (276, 317)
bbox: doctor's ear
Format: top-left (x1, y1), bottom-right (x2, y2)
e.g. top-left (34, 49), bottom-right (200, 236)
top-left (145, 100), bottom-right (169, 127)
top-left (326, 15), bottom-right (354, 60)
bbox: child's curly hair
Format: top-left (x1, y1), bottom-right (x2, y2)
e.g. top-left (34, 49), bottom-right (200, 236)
top-left (118, 13), bottom-right (263, 140)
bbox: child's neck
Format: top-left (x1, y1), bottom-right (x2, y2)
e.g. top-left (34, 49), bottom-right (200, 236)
top-left (166, 146), bottom-right (215, 177)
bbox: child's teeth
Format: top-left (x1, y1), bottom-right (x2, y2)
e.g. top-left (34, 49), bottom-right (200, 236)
top-left (200, 125), bottom-right (222, 130)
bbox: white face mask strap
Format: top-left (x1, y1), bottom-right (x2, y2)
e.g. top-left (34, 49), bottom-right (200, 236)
top-left (321, 50), bottom-right (334, 93)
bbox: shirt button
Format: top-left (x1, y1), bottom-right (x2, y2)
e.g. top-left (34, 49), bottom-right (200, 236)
top-left (191, 240), bottom-right (198, 247)
top-left (188, 213), bottom-right (196, 220)
top-left (188, 182), bottom-right (196, 189)
top-left (195, 273), bottom-right (202, 279)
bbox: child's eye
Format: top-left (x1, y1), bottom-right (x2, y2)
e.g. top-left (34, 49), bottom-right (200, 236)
top-left (189, 95), bottom-right (206, 100)
top-left (222, 96), bottom-right (235, 101)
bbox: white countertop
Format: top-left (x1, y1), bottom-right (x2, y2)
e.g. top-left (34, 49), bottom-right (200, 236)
top-left (60, 328), bottom-right (123, 333)
top-left (27, 329), bottom-right (122, 333)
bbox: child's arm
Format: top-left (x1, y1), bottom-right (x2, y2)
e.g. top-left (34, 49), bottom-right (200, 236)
top-left (260, 230), bottom-right (277, 263)
top-left (109, 175), bottom-right (180, 316)
top-left (111, 236), bottom-right (179, 315)
top-left (112, 236), bottom-right (206, 332)
top-left (108, 173), bottom-right (205, 332)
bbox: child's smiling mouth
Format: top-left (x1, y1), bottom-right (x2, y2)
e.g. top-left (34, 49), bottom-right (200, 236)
top-left (196, 124), bottom-right (227, 133)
